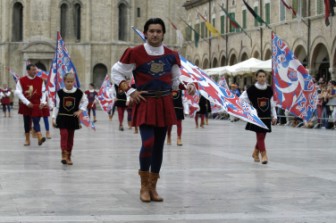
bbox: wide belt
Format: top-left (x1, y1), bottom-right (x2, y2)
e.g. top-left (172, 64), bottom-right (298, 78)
top-left (141, 90), bottom-right (171, 98)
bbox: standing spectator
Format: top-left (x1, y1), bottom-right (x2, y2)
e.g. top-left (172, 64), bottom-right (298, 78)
top-left (167, 89), bottom-right (184, 146)
top-left (111, 18), bottom-right (195, 202)
top-left (15, 64), bottom-right (46, 146)
top-left (0, 83), bottom-right (12, 117)
top-left (240, 70), bottom-right (277, 164)
top-left (52, 72), bottom-right (88, 165)
top-left (85, 83), bottom-right (98, 122)
top-left (195, 95), bottom-right (207, 128)
top-left (114, 83), bottom-right (127, 131)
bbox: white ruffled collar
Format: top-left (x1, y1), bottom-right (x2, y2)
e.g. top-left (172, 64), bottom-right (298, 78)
top-left (255, 82), bottom-right (267, 90)
top-left (144, 42), bottom-right (164, 56)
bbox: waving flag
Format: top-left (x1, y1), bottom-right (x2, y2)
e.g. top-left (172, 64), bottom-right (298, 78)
top-left (179, 56), bottom-right (268, 129)
top-left (132, 26), bottom-right (146, 41)
top-left (272, 33), bottom-right (318, 122)
top-left (36, 69), bottom-right (49, 81)
top-left (47, 32), bottom-right (80, 106)
top-left (167, 18), bottom-right (185, 47)
top-left (242, 0), bottom-right (271, 29)
top-left (97, 74), bottom-right (114, 113)
top-left (183, 90), bottom-right (200, 117)
top-left (280, 0), bottom-right (297, 16)
top-left (79, 110), bottom-right (96, 131)
top-left (131, 26), bottom-right (267, 129)
top-left (47, 32), bottom-right (94, 130)
top-left (5, 66), bottom-right (20, 83)
top-left (197, 12), bottom-right (220, 37)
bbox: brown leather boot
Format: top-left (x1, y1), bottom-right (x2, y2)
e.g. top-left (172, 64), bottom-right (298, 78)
top-left (138, 170), bottom-right (151, 202)
top-left (24, 133), bottom-right (30, 146)
top-left (252, 148), bottom-right (260, 162)
top-left (177, 136), bottom-right (183, 146)
top-left (36, 132), bottom-right (46, 146)
top-left (166, 135), bottom-right (171, 145)
top-left (31, 129), bottom-right (37, 138)
top-left (65, 150), bottom-right (73, 165)
top-left (261, 151), bottom-right (268, 164)
top-left (61, 150), bottom-right (67, 164)
top-left (46, 131), bottom-right (51, 139)
top-left (149, 172), bottom-right (163, 202)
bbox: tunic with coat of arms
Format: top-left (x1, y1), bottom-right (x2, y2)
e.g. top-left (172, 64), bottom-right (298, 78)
top-left (245, 84), bottom-right (273, 133)
top-left (56, 88), bottom-right (83, 129)
top-left (117, 44), bottom-right (181, 127)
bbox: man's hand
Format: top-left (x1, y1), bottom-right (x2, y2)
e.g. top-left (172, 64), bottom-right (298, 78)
top-left (27, 102), bottom-right (33, 108)
top-left (130, 90), bottom-right (147, 104)
top-left (271, 118), bottom-right (277, 125)
top-left (52, 118), bottom-right (57, 128)
top-left (39, 103), bottom-right (46, 109)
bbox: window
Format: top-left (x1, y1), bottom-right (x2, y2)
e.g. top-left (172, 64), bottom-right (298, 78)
top-left (280, 1), bottom-right (286, 21)
top-left (118, 3), bottom-right (127, 41)
top-left (137, 7), bottom-right (141, 17)
top-left (265, 3), bottom-right (270, 24)
top-left (229, 12), bottom-right (236, 32)
top-left (254, 6), bottom-right (259, 26)
top-left (220, 15), bottom-right (225, 34)
top-left (201, 22), bottom-right (207, 38)
top-left (316, 0), bottom-right (323, 15)
top-left (185, 26), bottom-right (192, 41)
top-left (195, 23), bottom-right (200, 38)
top-left (242, 9), bottom-right (247, 29)
top-left (74, 3), bottom-right (81, 41)
top-left (93, 64), bottom-right (108, 88)
top-left (12, 2), bottom-right (23, 41)
top-left (292, 0), bottom-right (298, 18)
top-left (60, 3), bottom-right (68, 38)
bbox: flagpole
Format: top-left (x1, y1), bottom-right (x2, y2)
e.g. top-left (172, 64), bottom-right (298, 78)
top-left (179, 17), bottom-right (210, 46)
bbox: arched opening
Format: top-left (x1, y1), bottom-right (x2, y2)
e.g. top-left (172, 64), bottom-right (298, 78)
top-left (12, 2), bottom-right (23, 42)
top-left (241, 52), bottom-right (248, 61)
top-left (203, 58), bottom-right (209, 69)
top-left (294, 45), bottom-right (308, 66)
top-left (229, 54), bottom-right (237, 65)
top-left (74, 3), bottom-right (81, 41)
top-left (118, 3), bottom-right (128, 41)
top-left (253, 51), bottom-right (260, 59)
top-left (212, 57), bottom-right (218, 67)
top-left (60, 3), bottom-right (68, 39)
top-left (35, 61), bottom-right (47, 71)
top-left (311, 43), bottom-right (330, 81)
top-left (93, 64), bottom-right (108, 89)
top-left (220, 55), bottom-right (226, 66)
top-left (195, 59), bottom-right (200, 66)
top-left (264, 49), bottom-right (272, 60)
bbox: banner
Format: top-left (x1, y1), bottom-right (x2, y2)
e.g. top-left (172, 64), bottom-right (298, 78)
top-left (97, 74), bottom-right (114, 113)
top-left (272, 33), bottom-right (318, 122)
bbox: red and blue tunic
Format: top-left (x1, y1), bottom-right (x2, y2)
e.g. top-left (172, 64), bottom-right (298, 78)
top-left (18, 76), bottom-right (44, 117)
top-left (119, 45), bottom-right (181, 127)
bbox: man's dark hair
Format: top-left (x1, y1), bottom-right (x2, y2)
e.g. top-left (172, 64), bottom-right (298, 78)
top-left (255, 69), bottom-right (267, 77)
top-left (144, 18), bottom-right (166, 34)
top-left (90, 83), bottom-right (95, 88)
top-left (26, 64), bottom-right (36, 71)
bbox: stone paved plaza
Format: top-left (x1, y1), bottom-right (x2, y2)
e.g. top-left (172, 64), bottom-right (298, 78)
top-left (0, 110), bottom-right (335, 223)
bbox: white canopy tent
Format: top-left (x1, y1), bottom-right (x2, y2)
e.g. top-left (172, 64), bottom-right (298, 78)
top-left (234, 59), bottom-right (272, 75)
top-left (204, 66), bottom-right (230, 76)
top-left (204, 58), bottom-right (272, 76)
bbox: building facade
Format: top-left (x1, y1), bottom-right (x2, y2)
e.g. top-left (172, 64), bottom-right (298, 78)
top-left (182, 0), bottom-right (336, 87)
top-left (0, 0), bottom-right (186, 89)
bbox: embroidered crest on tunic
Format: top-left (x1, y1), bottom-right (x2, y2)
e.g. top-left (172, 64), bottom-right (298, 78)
top-left (63, 97), bottom-right (76, 111)
top-left (257, 97), bottom-right (269, 112)
top-left (149, 61), bottom-right (164, 75)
